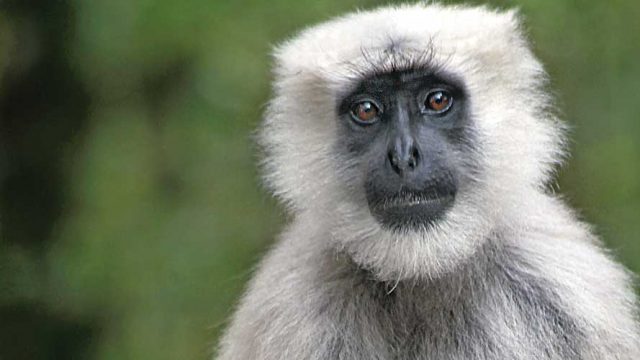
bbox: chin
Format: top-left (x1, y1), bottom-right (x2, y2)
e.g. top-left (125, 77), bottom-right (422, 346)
top-left (329, 190), bottom-right (493, 282)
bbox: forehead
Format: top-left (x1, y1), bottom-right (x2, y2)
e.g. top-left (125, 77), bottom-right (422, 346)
top-left (274, 4), bottom-right (518, 84)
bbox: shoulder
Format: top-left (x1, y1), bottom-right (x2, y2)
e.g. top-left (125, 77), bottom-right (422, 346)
top-left (502, 195), bottom-right (640, 357)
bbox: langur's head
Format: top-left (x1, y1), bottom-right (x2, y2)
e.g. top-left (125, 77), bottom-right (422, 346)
top-left (259, 4), bottom-right (566, 281)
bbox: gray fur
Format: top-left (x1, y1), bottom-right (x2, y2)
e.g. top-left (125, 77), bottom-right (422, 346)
top-left (216, 4), bottom-right (640, 359)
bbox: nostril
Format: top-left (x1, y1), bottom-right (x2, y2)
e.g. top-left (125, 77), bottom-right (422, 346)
top-left (411, 146), bottom-right (419, 160)
top-left (408, 146), bottom-right (419, 170)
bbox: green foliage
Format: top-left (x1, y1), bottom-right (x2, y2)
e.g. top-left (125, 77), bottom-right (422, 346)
top-left (0, 0), bottom-right (638, 359)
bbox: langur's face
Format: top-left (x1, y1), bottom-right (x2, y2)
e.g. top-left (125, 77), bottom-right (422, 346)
top-left (261, 5), bottom-right (562, 279)
top-left (336, 68), bottom-right (478, 231)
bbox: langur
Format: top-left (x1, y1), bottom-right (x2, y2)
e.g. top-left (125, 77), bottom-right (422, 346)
top-left (216, 4), bottom-right (640, 359)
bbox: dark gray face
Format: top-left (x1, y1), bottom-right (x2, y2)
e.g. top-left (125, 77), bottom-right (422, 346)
top-left (337, 69), bottom-right (473, 230)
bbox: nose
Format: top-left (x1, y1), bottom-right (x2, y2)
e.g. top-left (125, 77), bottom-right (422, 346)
top-left (387, 136), bottom-right (420, 176)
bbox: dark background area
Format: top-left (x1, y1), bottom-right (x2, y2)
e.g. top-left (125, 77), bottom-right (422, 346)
top-left (0, 0), bottom-right (638, 358)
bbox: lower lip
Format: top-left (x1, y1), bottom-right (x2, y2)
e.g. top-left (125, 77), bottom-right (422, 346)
top-left (370, 194), bottom-right (455, 229)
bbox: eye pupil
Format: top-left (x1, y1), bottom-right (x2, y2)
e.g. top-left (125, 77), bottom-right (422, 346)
top-left (351, 101), bottom-right (380, 123)
top-left (426, 91), bottom-right (452, 113)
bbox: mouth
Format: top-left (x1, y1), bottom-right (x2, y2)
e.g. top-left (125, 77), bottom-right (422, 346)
top-left (368, 190), bottom-right (455, 230)
top-left (376, 192), bottom-right (453, 209)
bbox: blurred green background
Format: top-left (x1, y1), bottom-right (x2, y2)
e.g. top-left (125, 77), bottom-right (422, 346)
top-left (0, 0), bottom-right (638, 358)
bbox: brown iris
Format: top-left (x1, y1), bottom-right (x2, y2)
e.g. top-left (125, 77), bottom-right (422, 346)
top-left (425, 90), bottom-right (453, 113)
top-left (351, 100), bottom-right (380, 124)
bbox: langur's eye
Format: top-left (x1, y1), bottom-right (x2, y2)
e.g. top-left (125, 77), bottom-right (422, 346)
top-left (425, 90), bottom-right (453, 113)
top-left (350, 100), bottom-right (381, 124)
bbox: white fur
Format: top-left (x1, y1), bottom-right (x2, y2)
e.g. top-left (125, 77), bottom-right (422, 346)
top-left (217, 4), bottom-right (639, 359)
